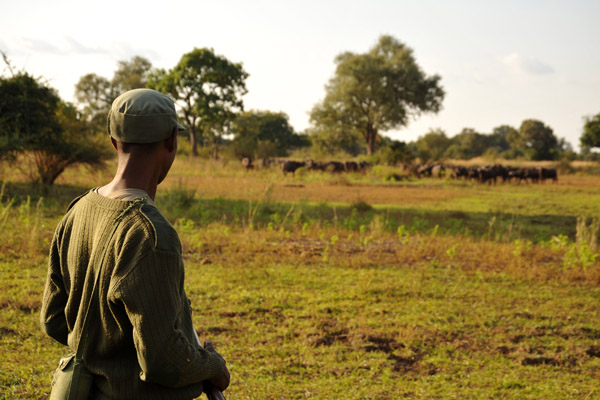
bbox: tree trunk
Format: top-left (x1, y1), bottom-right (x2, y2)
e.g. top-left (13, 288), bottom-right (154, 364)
top-left (189, 128), bottom-right (198, 157)
top-left (366, 139), bottom-right (374, 155)
top-left (365, 124), bottom-right (376, 155)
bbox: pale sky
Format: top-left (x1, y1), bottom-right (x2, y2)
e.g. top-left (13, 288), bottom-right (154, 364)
top-left (1, 0), bottom-right (599, 150)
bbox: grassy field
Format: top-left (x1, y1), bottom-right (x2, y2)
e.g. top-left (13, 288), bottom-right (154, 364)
top-left (1, 156), bottom-right (600, 399)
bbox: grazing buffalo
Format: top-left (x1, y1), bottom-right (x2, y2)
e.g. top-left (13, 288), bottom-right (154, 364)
top-left (402, 163), bottom-right (421, 178)
top-left (358, 161), bottom-right (371, 172)
top-left (418, 164), bottom-right (434, 177)
top-left (241, 157), bottom-right (253, 170)
top-left (344, 161), bottom-right (359, 172)
top-left (541, 167), bottom-right (558, 182)
top-left (430, 164), bottom-right (445, 178)
top-left (306, 159), bottom-right (325, 171)
top-left (450, 165), bottom-right (468, 179)
top-left (467, 167), bottom-right (479, 181)
top-left (324, 161), bottom-right (345, 173)
top-left (507, 168), bottom-right (522, 183)
top-left (525, 168), bottom-right (540, 183)
top-left (475, 166), bottom-right (493, 184)
top-left (282, 161), bottom-right (306, 176)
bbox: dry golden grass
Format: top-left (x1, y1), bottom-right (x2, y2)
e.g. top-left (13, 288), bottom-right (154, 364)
top-left (2, 154), bottom-right (600, 399)
top-left (178, 223), bottom-right (600, 285)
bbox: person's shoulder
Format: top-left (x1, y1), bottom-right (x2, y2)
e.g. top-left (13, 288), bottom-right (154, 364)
top-left (65, 189), bottom-right (93, 212)
top-left (137, 203), bottom-right (181, 254)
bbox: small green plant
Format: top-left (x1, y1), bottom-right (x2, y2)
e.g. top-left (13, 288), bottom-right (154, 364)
top-left (511, 239), bottom-right (532, 257)
top-left (343, 208), bottom-right (360, 231)
top-left (564, 243), bottom-right (598, 270)
top-left (487, 216), bottom-right (497, 240)
top-left (576, 216), bottom-right (599, 251)
top-left (446, 243), bottom-right (459, 260)
top-left (0, 182), bottom-right (15, 230)
top-left (397, 225), bottom-right (409, 245)
top-left (329, 234), bottom-right (339, 245)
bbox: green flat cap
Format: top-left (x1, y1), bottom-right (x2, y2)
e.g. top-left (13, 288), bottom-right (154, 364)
top-left (108, 88), bottom-right (185, 144)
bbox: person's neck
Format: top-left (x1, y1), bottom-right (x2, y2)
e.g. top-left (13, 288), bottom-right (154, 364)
top-left (100, 159), bottom-right (160, 200)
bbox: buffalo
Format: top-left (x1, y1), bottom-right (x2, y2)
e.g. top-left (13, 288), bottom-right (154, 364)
top-left (282, 161), bottom-right (306, 176)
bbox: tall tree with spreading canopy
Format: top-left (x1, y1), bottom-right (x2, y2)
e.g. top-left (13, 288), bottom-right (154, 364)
top-left (519, 119), bottom-right (559, 160)
top-left (147, 48), bottom-right (248, 157)
top-left (31, 101), bottom-right (111, 185)
top-left (310, 35), bottom-right (445, 155)
top-left (112, 55), bottom-right (152, 93)
top-left (0, 60), bottom-right (110, 184)
top-left (580, 113), bottom-right (600, 150)
top-left (74, 56), bottom-right (152, 132)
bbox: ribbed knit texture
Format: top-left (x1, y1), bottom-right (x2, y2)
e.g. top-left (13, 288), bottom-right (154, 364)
top-left (40, 190), bottom-right (225, 400)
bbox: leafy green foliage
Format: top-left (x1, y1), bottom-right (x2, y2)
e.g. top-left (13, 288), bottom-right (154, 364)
top-left (310, 35), bottom-right (445, 155)
top-left (306, 125), bottom-right (364, 157)
top-left (111, 56), bottom-right (152, 94)
top-left (30, 102), bottom-right (111, 185)
top-left (408, 121), bottom-right (572, 162)
top-left (147, 48), bottom-right (248, 158)
top-left (519, 119), bottom-right (560, 161)
top-left (230, 110), bottom-right (309, 159)
top-left (371, 138), bottom-right (415, 165)
top-left (580, 113), bottom-right (600, 150)
top-left (0, 72), bottom-right (61, 158)
top-left (414, 128), bottom-right (450, 162)
top-left (0, 65), bottom-right (110, 184)
top-left (74, 56), bottom-right (153, 132)
top-left (444, 128), bottom-right (490, 160)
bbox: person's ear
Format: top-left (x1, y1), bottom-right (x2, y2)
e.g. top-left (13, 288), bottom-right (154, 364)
top-left (165, 129), bottom-right (178, 153)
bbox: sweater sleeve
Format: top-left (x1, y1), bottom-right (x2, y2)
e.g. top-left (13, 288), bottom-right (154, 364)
top-left (113, 249), bottom-right (226, 388)
top-left (40, 227), bottom-right (69, 346)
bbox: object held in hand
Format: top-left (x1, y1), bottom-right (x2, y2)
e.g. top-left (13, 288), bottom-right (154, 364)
top-left (192, 331), bottom-right (227, 400)
top-left (205, 383), bottom-right (226, 400)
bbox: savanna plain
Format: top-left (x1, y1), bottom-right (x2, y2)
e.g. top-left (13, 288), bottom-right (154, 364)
top-left (1, 155), bottom-right (600, 399)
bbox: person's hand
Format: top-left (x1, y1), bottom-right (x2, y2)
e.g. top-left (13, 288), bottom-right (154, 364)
top-left (204, 340), bottom-right (230, 391)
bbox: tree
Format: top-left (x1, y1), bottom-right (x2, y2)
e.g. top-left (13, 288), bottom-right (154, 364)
top-left (31, 102), bottom-right (111, 185)
top-left (488, 125), bottom-right (513, 153)
top-left (0, 71), bottom-right (61, 159)
top-left (414, 128), bottom-right (450, 162)
top-left (308, 126), bottom-right (364, 157)
top-left (147, 48), bottom-right (248, 157)
top-left (373, 138), bottom-right (415, 165)
top-left (580, 113), bottom-right (600, 150)
top-left (443, 128), bottom-right (488, 160)
top-left (112, 55), bottom-right (152, 93)
top-left (310, 35), bottom-right (445, 155)
top-left (519, 119), bottom-right (559, 160)
top-left (74, 73), bottom-right (115, 130)
top-left (230, 111), bottom-right (308, 159)
top-left (74, 56), bottom-right (152, 132)
top-left (0, 65), bottom-right (110, 184)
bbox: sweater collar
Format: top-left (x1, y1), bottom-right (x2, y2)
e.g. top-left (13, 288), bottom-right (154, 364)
top-left (83, 188), bottom-right (149, 211)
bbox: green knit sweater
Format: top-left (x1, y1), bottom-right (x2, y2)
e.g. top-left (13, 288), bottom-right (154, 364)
top-left (40, 190), bottom-right (225, 399)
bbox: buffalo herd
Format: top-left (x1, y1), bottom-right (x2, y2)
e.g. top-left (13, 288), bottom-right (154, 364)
top-left (240, 157), bottom-right (558, 183)
top-left (241, 157), bottom-right (370, 176)
top-left (403, 163), bottom-right (558, 184)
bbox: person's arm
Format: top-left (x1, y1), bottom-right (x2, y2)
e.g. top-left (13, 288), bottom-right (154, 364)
top-left (114, 249), bottom-right (227, 388)
top-left (40, 227), bottom-right (69, 346)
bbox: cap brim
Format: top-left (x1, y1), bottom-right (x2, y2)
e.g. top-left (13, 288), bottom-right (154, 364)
top-left (177, 122), bottom-right (186, 132)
